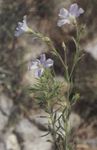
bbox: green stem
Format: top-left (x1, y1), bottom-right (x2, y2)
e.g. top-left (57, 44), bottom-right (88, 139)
top-left (69, 24), bottom-right (80, 80)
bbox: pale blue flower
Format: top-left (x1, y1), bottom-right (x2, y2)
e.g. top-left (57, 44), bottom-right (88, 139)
top-left (57, 3), bottom-right (84, 27)
top-left (15, 16), bottom-right (33, 37)
top-left (29, 54), bottom-right (54, 78)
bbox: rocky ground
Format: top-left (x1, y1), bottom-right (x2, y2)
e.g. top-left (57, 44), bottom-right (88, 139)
top-left (0, 90), bottom-right (97, 150)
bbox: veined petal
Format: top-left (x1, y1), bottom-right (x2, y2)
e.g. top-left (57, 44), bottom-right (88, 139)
top-left (57, 19), bottom-right (70, 27)
top-left (69, 3), bottom-right (79, 16)
top-left (40, 54), bottom-right (46, 64)
top-left (74, 7), bottom-right (84, 17)
top-left (69, 3), bottom-right (84, 17)
top-left (45, 59), bottom-right (54, 68)
top-left (35, 68), bottom-right (44, 78)
top-left (59, 8), bottom-right (69, 19)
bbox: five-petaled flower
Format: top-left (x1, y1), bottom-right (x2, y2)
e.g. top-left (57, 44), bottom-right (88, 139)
top-left (57, 3), bottom-right (84, 27)
top-left (15, 15), bottom-right (33, 37)
top-left (29, 54), bottom-right (54, 78)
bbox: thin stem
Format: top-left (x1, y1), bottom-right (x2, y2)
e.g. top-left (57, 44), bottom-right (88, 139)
top-left (64, 47), bottom-right (69, 82)
top-left (69, 23), bottom-right (80, 80)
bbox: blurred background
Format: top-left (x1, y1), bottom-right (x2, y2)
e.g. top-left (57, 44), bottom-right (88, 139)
top-left (0, 0), bottom-right (97, 150)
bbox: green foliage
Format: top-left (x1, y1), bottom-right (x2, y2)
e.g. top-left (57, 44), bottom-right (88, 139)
top-left (30, 69), bottom-right (65, 112)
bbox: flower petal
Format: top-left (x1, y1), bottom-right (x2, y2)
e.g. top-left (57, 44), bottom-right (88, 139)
top-left (14, 29), bottom-right (24, 37)
top-left (23, 16), bottom-right (27, 24)
top-left (35, 68), bottom-right (44, 78)
top-left (18, 22), bottom-right (23, 27)
top-left (69, 3), bottom-right (79, 17)
top-left (59, 8), bottom-right (69, 19)
top-left (78, 8), bottom-right (84, 16)
top-left (29, 59), bottom-right (40, 70)
top-left (21, 16), bottom-right (29, 31)
top-left (14, 15), bottom-right (30, 37)
top-left (57, 19), bottom-right (70, 27)
top-left (40, 54), bottom-right (46, 64)
top-left (45, 59), bottom-right (54, 68)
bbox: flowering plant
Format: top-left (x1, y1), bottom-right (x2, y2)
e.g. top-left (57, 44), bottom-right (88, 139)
top-left (57, 3), bottom-right (84, 26)
top-left (15, 3), bottom-right (84, 150)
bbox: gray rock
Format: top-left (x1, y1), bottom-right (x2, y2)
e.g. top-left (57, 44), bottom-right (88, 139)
top-left (0, 94), bottom-right (13, 116)
top-left (68, 112), bottom-right (82, 129)
top-left (0, 94), bottom-right (13, 131)
top-left (0, 112), bottom-right (8, 131)
top-left (5, 134), bottom-right (20, 150)
top-left (16, 118), bottom-right (52, 150)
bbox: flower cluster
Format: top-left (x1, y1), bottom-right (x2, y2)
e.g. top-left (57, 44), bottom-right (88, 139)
top-left (14, 3), bottom-right (84, 79)
top-left (29, 54), bottom-right (54, 78)
top-left (57, 3), bottom-right (84, 27)
top-left (15, 16), bottom-right (33, 37)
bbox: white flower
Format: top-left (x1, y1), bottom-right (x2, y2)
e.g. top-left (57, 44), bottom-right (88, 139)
top-left (15, 16), bottom-right (33, 37)
top-left (29, 54), bottom-right (54, 78)
top-left (57, 3), bottom-right (84, 27)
